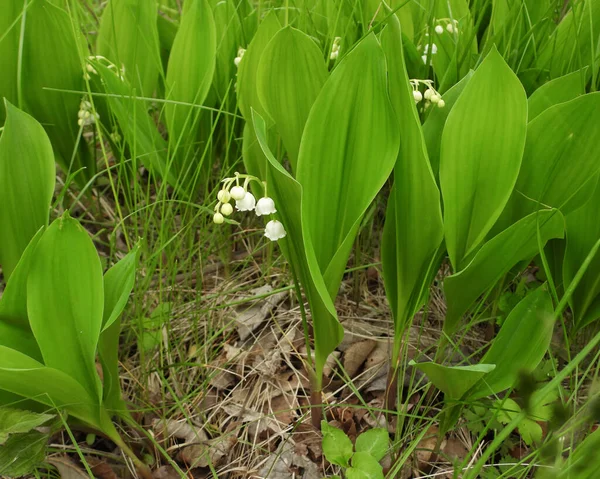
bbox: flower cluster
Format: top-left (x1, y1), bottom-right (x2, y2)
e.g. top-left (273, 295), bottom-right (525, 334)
top-left (77, 100), bottom-right (99, 127)
top-left (410, 79), bottom-right (445, 109)
top-left (330, 37), bottom-right (341, 61)
top-left (234, 47), bottom-right (246, 68)
top-left (84, 55), bottom-right (125, 81)
top-left (434, 18), bottom-right (459, 35)
top-left (213, 172), bottom-right (286, 241)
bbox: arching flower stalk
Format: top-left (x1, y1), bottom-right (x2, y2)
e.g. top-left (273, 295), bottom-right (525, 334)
top-left (213, 172), bottom-right (286, 241)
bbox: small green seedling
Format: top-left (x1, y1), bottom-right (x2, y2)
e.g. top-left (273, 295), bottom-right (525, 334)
top-left (321, 421), bottom-right (389, 479)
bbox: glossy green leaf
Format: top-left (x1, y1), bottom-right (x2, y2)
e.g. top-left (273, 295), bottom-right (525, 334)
top-left (99, 245), bottom-right (139, 413)
top-left (0, 102), bottom-right (54, 280)
top-left (321, 420), bottom-right (352, 468)
top-left (440, 47), bottom-right (527, 269)
top-left (257, 26), bottom-right (327, 171)
top-left (237, 11), bottom-right (281, 180)
top-left (27, 215), bottom-right (104, 400)
top-left (409, 361), bottom-right (495, 400)
top-left (347, 452), bottom-right (384, 479)
top-left (500, 93), bottom-right (600, 225)
top-left (467, 287), bottom-right (554, 400)
top-left (0, 1), bottom-right (20, 123)
top-left (355, 428), bottom-right (389, 462)
top-left (422, 71), bottom-right (473, 183)
top-left (297, 33), bottom-right (399, 291)
top-left (527, 69), bottom-right (587, 121)
top-left (379, 13), bottom-right (443, 362)
top-left (237, 11), bottom-right (281, 122)
top-left (22, 0), bottom-right (93, 183)
top-left (97, 0), bottom-right (162, 97)
top-left (165, 0), bottom-right (216, 152)
top-left (0, 346), bottom-right (101, 427)
top-left (253, 110), bottom-right (342, 382)
top-left (0, 228), bottom-right (43, 359)
top-left (563, 181), bottom-right (600, 330)
top-left (444, 209), bottom-right (564, 334)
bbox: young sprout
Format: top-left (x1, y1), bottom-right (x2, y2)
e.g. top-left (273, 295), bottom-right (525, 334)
top-left (213, 172), bottom-right (286, 241)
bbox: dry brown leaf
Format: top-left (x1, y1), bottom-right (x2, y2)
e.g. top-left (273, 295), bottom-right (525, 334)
top-left (234, 285), bottom-right (287, 341)
top-left (86, 457), bottom-right (119, 479)
top-left (47, 457), bottom-right (88, 479)
top-left (322, 351), bottom-right (341, 377)
top-left (267, 394), bottom-right (298, 427)
top-left (256, 442), bottom-right (319, 479)
top-left (443, 437), bottom-right (468, 461)
top-left (179, 434), bottom-right (236, 468)
top-left (152, 465), bottom-right (180, 479)
top-left (343, 339), bottom-right (376, 377)
top-left (152, 418), bottom-right (208, 443)
top-left (415, 425), bottom-right (443, 471)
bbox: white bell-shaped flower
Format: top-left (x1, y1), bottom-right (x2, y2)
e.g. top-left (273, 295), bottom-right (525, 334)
top-left (255, 197), bottom-right (277, 216)
top-left (264, 220), bottom-right (286, 241)
top-left (230, 186), bottom-right (246, 201)
top-left (413, 90), bottom-right (423, 103)
top-left (217, 189), bottom-right (231, 203)
top-left (435, 25), bottom-right (444, 34)
top-left (235, 192), bottom-right (256, 212)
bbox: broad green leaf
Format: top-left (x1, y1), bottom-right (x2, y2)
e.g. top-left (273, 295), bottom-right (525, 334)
top-left (321, 420), bottom-right (353, 468)
top-left (527, 69), bottom-right (587, 121)
top-left (0, 430), bottom-right (47, 477)
top-left (444, 209), bottom-right (564, 334)
top-left (97, 0), bottom-right (162, 97)
top-left (91, 62), bottom-right (175, 186)
top-left (346, 452), bottom-right (384, 479)
top-left (0, 346), bottom-right (101, 427)
top-left (27, 215), bottom-right (104, 400)
top-left (253, 110), bottom-right (342, 382)
top-left (22, 0), bottom-right (93, 184)
top-left (0, 1), bottom-right (20, 122)
top-left (237, 11), bottom-right (281, 122)
top-left (409, 361), bottom-right (495, 400)
top-left (99, 245), bottom-right (139, 413)
top-left (237, 11), bottom-right (281, 180)
top-left (355, 428), bottom-right (389, 462)
top-left (379, 12), bottom-right (444, 362)
top-left (563, 180), bottom-right (600, 330)
top-left (440, 47), bottom-right (527, 269)
top-left (0, 102), bottom-right (54, 280)
top-left (211, 0), bottom-right (242, 102)
top-left (297, 33), bottom-right (399, 292)
top-left (0, 407), bottom-right (53, 445)
top-left (257, 26), bottom-right (327, 171)
top-left (500, 93), bottom-right (600, 225)
top-left (422, 71), bottom-right (473, 183)
top-left (467, 287), bottom-right (554, 400)
top-left (102, 244), bottom-right (140, 332)
top-left (165, 0), bottom-right (216, 153)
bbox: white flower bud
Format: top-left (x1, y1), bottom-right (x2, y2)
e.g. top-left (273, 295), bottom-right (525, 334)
top-left (437, 99), bottom-right (446, 108)
top-left (431, 43), bottom-right (438, 54)
top-left (447, 23), bottom-right (455, 33)
top-left (330, 50), bottom-right (339, 60)
top-left (264, 220), bottom-right (286, 241)
top-left (217, 189), bottom-right (231, 203)
top-left (255, 197), bottom-right (277, 216)
top-left (435, 25), bottom-right (444, 35)
top-left (235, 192), bottom-right (256, 212)
top-left (213, 212), bottom-right (224, 224)
top-left (430, 94), bottom-right (440, 104)
top-left (424, 89), bottom-right (433, 100)
top-left (234, 56), bottom-right (242, 67)
top-left (421, 55), bottom-right (428, 64)
top-left (230, 186), bottom-right (246, 201)
top-left (413, 90), bottom-right (423, 103)
top-left (221, 203), bottom-right (233, 216)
